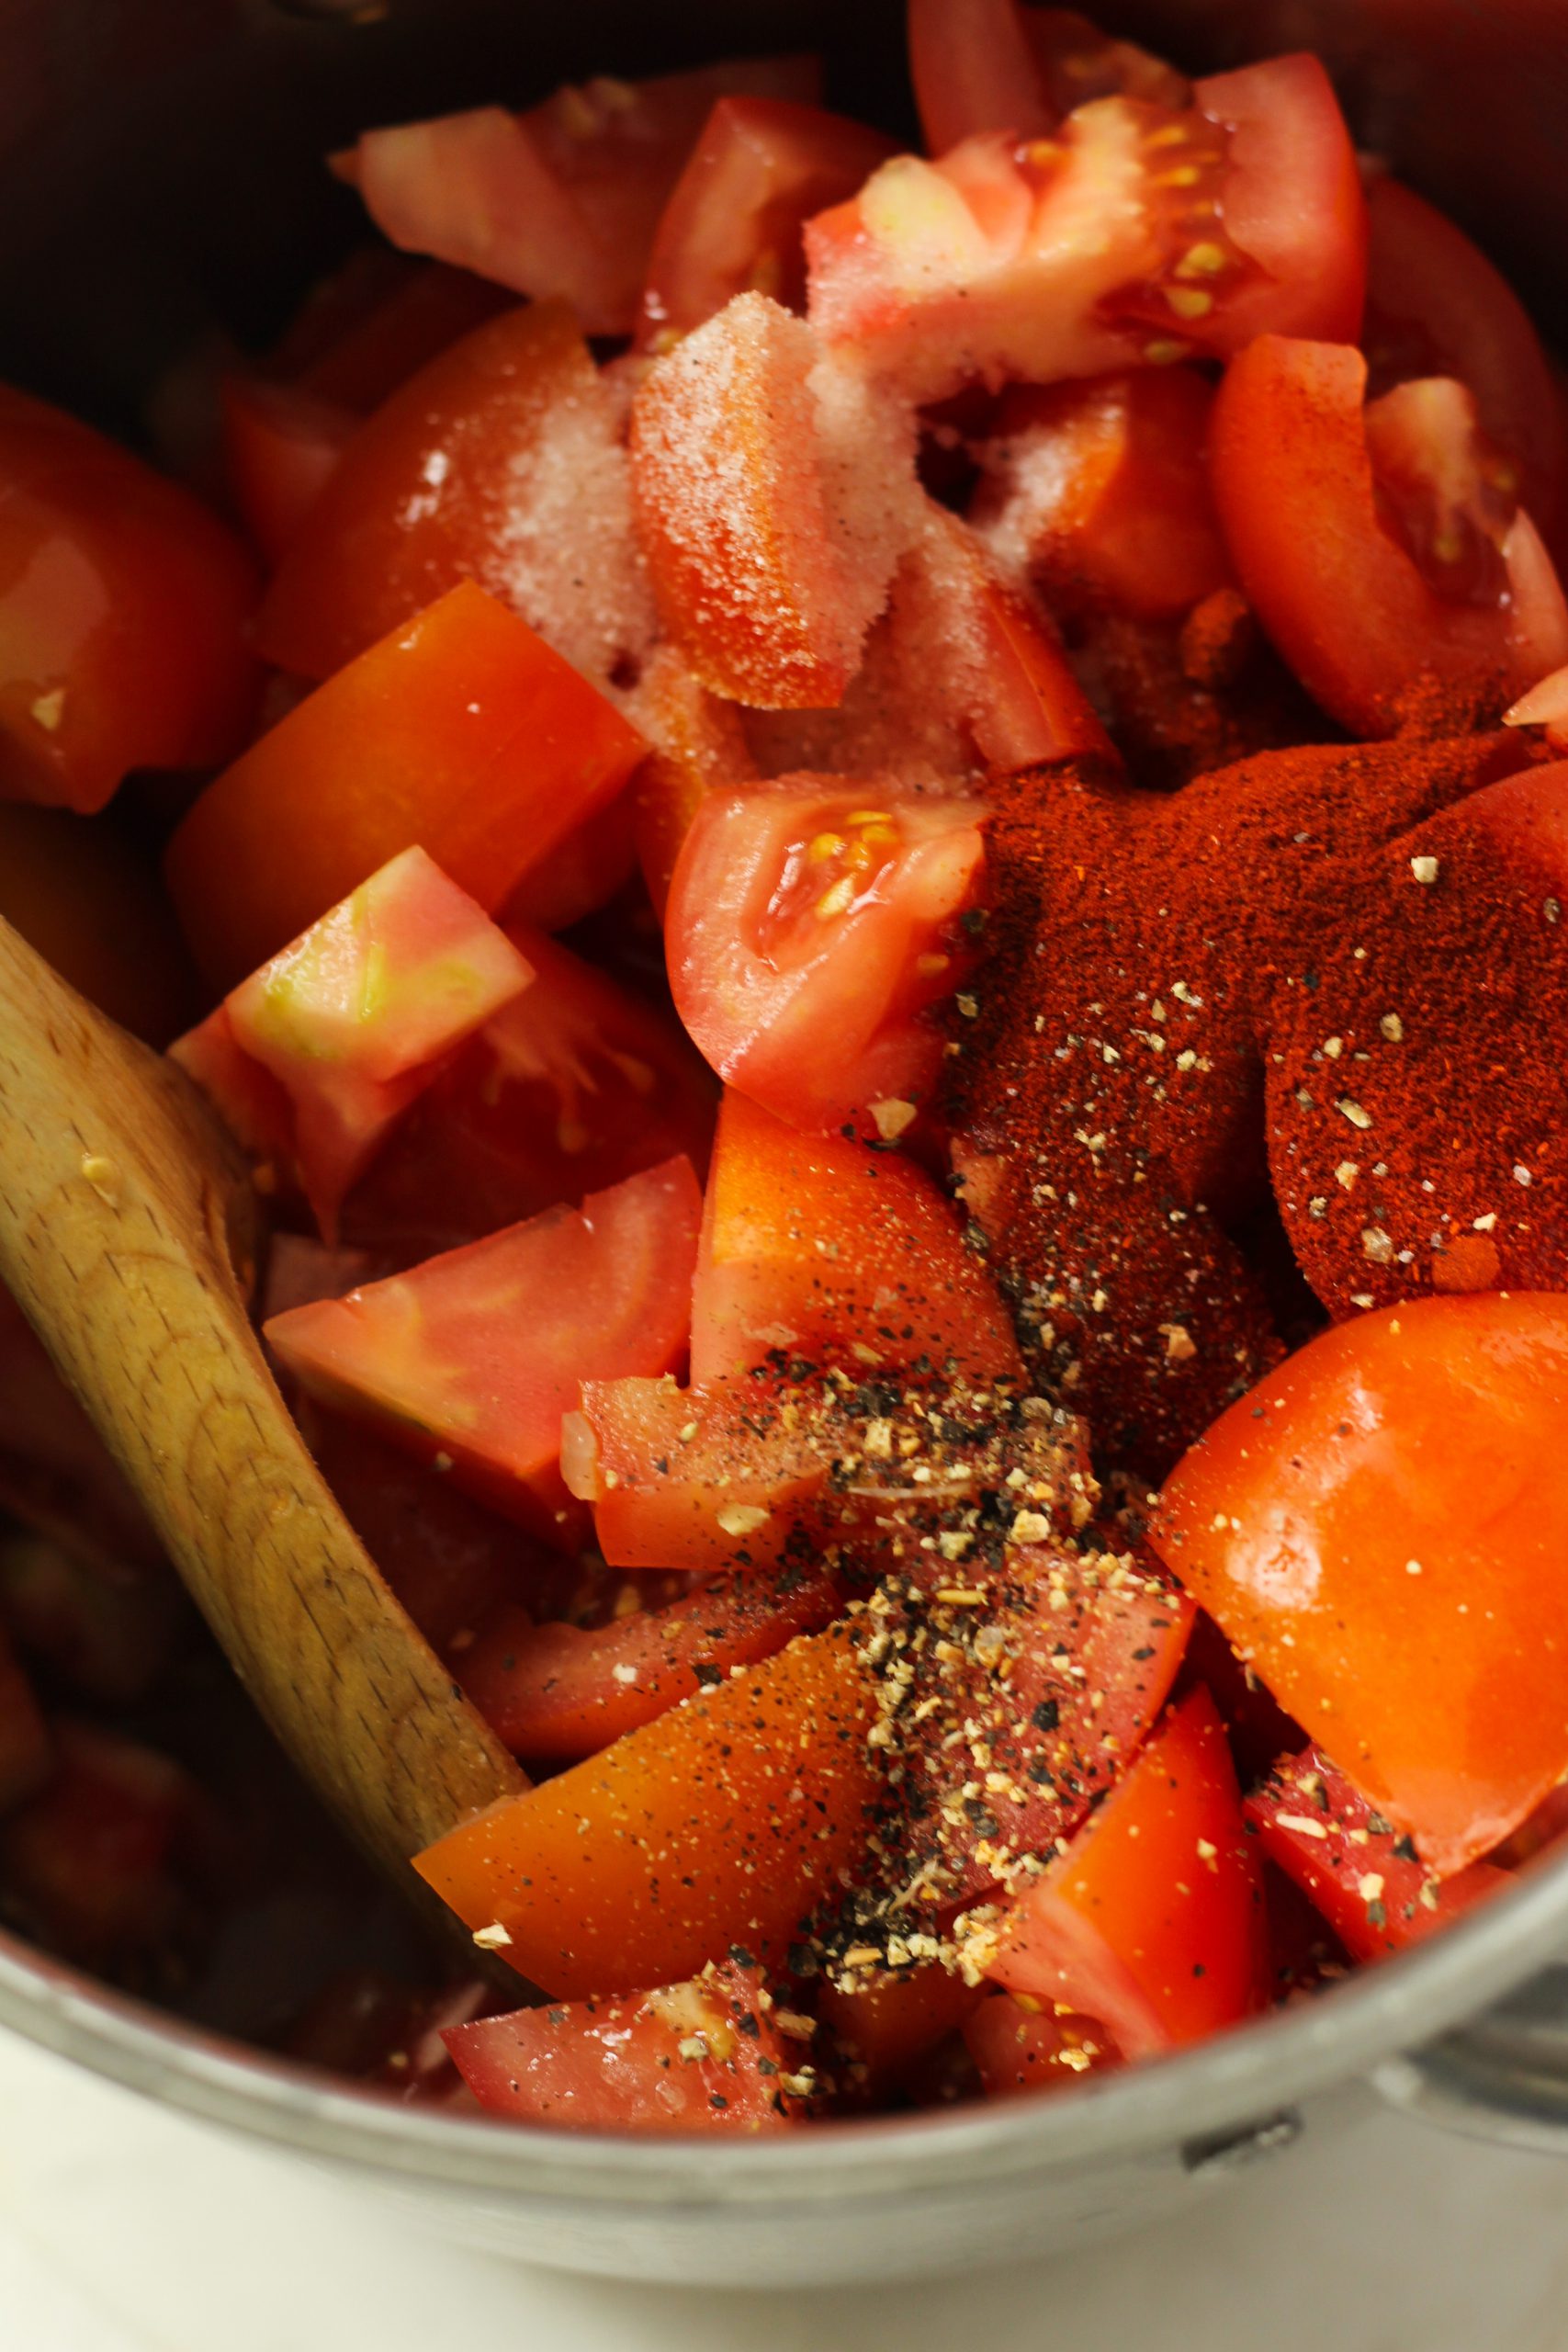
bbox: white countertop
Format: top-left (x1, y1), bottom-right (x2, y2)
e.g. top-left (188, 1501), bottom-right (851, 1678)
top-left (3, 2023), bottom-right (1567, 2351)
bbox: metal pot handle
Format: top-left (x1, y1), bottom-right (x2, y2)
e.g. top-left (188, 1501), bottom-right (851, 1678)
top-left (1373, 1962), bottom-right (1568, 2153)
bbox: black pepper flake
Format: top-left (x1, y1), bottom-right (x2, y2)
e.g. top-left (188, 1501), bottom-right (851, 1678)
top-left (1032, 1698), bottom-right (1061, 1733)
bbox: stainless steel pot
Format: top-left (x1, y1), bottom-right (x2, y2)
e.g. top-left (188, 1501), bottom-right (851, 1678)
top-left (3, 0), bottom-right (1568, 2290)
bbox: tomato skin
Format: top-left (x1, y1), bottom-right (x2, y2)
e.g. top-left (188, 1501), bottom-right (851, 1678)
top-left (0, 384), bottom-right (259, 813)
top-left (219, 375), bottom-right (354, 564)
top-left (690, 1091), bottom-right (1020, 1387)
top-left (343, 920), bottom-right (716, 1261)
top-left (502, 795), bottom-right (635, 936)
top-left (667, 781), bottom-right (985, 1136)
top-left (638, 98), bottom-right (895, 350)
top-left (462, 1564), bottom-right (840, 1761)
top-left (1247, 1744), bottom-right (1506, 1965)
top-left (1506, 663), bottom-right (1568, 754)
top-left (1210, 336), bottom-right (1568, 737)
top-left (963, 1991), bottom-right (1118, 2098)
top-left (990, 1688), bottom-right (1267, 2059)
top-left (266, 1156), bottom-right (700, 1546)
top-left (288, 261), bottom-right (515, 414)
top-left (416, 1623), bottom-right (878, 1997)
top-left (1364, 177), bottom-right (1565, 541)
top-left (164, 581), bottom-right (647, 991)
top-left (444, 1962), bottom-right (794, 2131)
top-left (1151, 1295), bottom-right (1568, 1875)
top-left (258, 302), bottom-right (653, 690)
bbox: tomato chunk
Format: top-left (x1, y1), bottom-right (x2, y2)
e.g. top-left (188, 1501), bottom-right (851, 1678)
top-left (173, 846), bottom-right (531, 1237)
top-left (963, 1991), bottom-right (1118, 2098)
top-left (218, 374), bottom-right (354, 563)
top-left (257, 303), bottom-right (654, 690)
top-left (0, 383), bottom-right (258, 812)
top-left (344, 920), bottom-right (716, 1259)
top-left (1247, 1744), bottom-right (1506, 1964)
top-left (1151, 1295), bottom-right (1568, 1874)
top-left (0, 803), bottom-right (197, 1046)
top-left (164, 582), bottom-right (646, 989)
top-left (416, 1623), bottom-right (878, 1996)
top-left (627, 644), bottom-right (759, 915)
top-left (336, 58), bottom-right (821, 338)
top-left (805, 57), bottom-right (1364, 405)
top-left (629, 290), bottom-right (919, 707)
top-left (444, 1962), bottom-right (795, 2131)
top-left (667, 782), bottom-right (985, 1136)
top-left (908, 0), bottom-right (1188, 153)
top-left (265, 1157), bottom-right (702, 1544)
top-left (0, 1720), bottom-right (201, 1964)
top-left (638, 98), bottom-right (894, 350)
top-left (460, 1566), bottom-right (840, 1760)
top-left (989, 1688), bottom-right (1267, 2058)
top-left (286, 260), bottom-right (515, 414)
top-left (690, 1091), bottom-right (1019, 1385)
top-left (820, 1962), bottom-right (984, 2095)
top-left (1209, 336), bottom-right (1568, 736)
top-left (1506, 663), bottom-right (1568, 754)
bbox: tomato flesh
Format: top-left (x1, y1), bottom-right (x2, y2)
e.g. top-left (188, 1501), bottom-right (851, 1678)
top-left (1152, 1295), bottom-right (1568, 1873)
top-left (218, 374), bottom-right (354, 564)
top-left (165, 581), bottom-right (647, 991)
top-left (173, 846), bottom-right (531, 1238)
top-left (989, 1687), bottom-right (1267, 2058)
top-left (819, 1963), bottom-right (984, 2095)
top-left (265, 1157), bottom-right (702, 1544)
top-left (908, 0), bottom-right (1189, 154)
top-left (415, 1622), bottom-right (878, 1996)
top-left (805, 56), bottom-right (1364, 405)
top-left (667, 781), bottom-right (985, 1136)
top-left (0, 383), bottom-right (259, 813)
top-left (1247, 1743), bottom-right (1506, 1964)
top-left (444, 1962), bottom-right (795, 2130)
top-left (627, 644), bottom-right (760, 916)
top-left (963, 1990), bottom-right (1118, 2098)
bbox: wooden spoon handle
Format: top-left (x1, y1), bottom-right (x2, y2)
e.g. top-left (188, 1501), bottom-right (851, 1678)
top-left (0, 916), bottom-right (523, 1878)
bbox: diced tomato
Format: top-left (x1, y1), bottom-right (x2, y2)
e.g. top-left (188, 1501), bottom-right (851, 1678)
top-left (1247, 1744), bottom-right (1506, 1964)
top-left (336, 57), bottom-right (821, 338)
top-left (0, 803), bottom-right (197, 1046)
top-left (626, 645), bottom-right (759, 916)
top-left (164, 582), bottom-right (647, 990)
top-left (260, 1236), bottom-right (379, 1325)
top-left (257, 302), bottom-right (654, 690)
top-left (690, 1091), bottom-right (1020, 1385)
top-left (805, 56), bottom-right (1365, 405)
top-left (265, 1158), bottom-right (702, 1544)
top-left (1494, 1783), bottom-right (1568, 1870)
top-left (173, 846), bottom-right (531, 1236)
top-left (502, 795), bottom-right (635, 935)
top-left (0, 1624), bottom-right (51, 1815)
top-left (287, 259), bottom-right (516, 414)
top-left (445, 1962), bottom-right (795, 2130)
top-left (989, 1688), bottom-right (1267, 2058)
top-left (971, 368), bottom-right (1232, 622)
top-left (0, 1720), bottom-right (199, 1963)
top-left (667, 783), bottom-right (985, 1136)
top-left (819, 1962), bottom-right (984, 2095)
top-left (1150, 1295), bottom-right (1568, 1875)
top-left (638, 98), bottom-right (895, 350)
top-left (0, 383), bottom-right (259, 812)
top-left (460, 1564), bottom-right (840, 1758)
top-left (1363, 176), bottom-right (1565, 542)
top-left (1021, 9), bottom-right (1190, 118)
top-left (343, 922), bottom-right (716, 1259)
top-left (629, 290), bottom-right (919, 707)
top-left (1209, 337), bottom-right (1568, 736)
top-left (219, 375), bottom-right (354, 563)
top-left (1179, 1606), bottom-right (1305, 1788)
top-left (417, 1622), bottom-right (877, 1996)
top-left (908, 0), bottom-right (1189, 154)
top-left (1506, 662), bottom-right (1568, 753)
top-left (963, 1990), bottom-right (1118, 2098)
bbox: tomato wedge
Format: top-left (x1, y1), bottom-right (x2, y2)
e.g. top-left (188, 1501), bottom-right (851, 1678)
top-left (0, 383), bottom-right (259, 813)
top-left (444, 1962), bottom-right (795, 2130)
top-left (690, 1091), bottom-right (1021, 1385)
top-left (989, 1688), bottom-right (1267, 2058)
top-left (629, 290), bottom-right (919, 707)
top-left (218, 374), bottom-right (354, 563)
top-left (963, 1992), bottom-right (1118, 2098)
top-left (667, 780), bottom-right (985, 1136)
top-left (1506, 662), bottom-right (1568, 754)
top-left (415, 1622), bottom-right (878, 1996)
top-left (459, 1564), bottom-right (840, 1759)
top-left (174, 846), bottom-right (531, 1237)
top-left (285, 260), bottom-right (514, 414)
top-left (820, 1963), bottom-right (984, 2096)
top-left (165, 582), bottom-right (646, 990)
top-left (805, 56), bottom-right (1365, 405)
top-left (1151, 1295), bottom-right (1568, 1874)
top-left (1209, 336), bottom-right (1568, 736)
top-left (908, 0), bottom-right (1189, 154)
top-left (257, 302), bottom-right (654, 690)
top-left (265, 1157), bottom-right (702, 1544)
top-left (626, 644), bottom-right (759, 916)
top-left (344, 920), bottom-right (716, 1259)
top-left (638, 98), bottom-right (894, 350)
top-left (1247, 1745), bottom-right (1506, 1965)
top-left (336, 57), bottom-right (821, 339)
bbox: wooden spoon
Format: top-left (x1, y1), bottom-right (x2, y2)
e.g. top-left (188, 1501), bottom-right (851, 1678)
top-left (0, 913), bottom-right (524, 1896)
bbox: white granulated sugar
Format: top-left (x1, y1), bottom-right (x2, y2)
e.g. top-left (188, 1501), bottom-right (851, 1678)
top-left (807, 347), bottom-right (922, 639)
top-left (970, 416), bottom-right (1082, 582)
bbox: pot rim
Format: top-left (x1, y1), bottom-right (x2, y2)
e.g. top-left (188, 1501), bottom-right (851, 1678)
top-left (2, 1838), bottom-right (1564, 2205)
